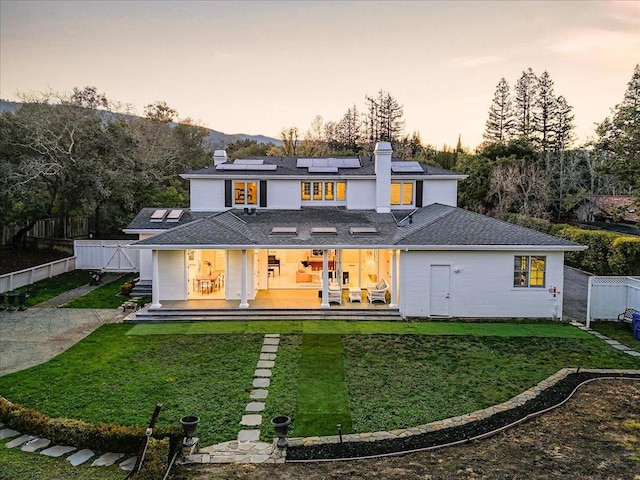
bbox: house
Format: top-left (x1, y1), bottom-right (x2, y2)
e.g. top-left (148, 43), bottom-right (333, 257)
top-left (124, 142), bottom-right (585, 319)
top-left (574, 195), bottom-right (639, 225)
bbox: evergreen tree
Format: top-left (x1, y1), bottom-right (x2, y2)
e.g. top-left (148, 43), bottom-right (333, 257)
top-left (483, 78), bottom-right (513, 142)
top-left (513, 68), bottom-right (538, 140)
top-left (364, 90), bottom-right (404, 143)
top-left (534, 71), bottom-right (557, 152)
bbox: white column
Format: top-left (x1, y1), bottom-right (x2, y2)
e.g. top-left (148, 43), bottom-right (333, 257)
top-left (390, 249), bottom-right (398, 308)
top-left (240, 249), bottom-right (249, 309)
top-left (150, 250), bottom-right (161, 309)
top-left (320, 249), bottom-right (329, 309)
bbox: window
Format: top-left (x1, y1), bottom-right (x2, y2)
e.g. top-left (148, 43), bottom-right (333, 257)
top-left (301, 181), bottom-right (346, 202)
top-left (234, 181), bottom-right (258, 205)
top-left (390, 182), bottom-right (414, 205)
top-left (514, 256), bottom-right (546, 288)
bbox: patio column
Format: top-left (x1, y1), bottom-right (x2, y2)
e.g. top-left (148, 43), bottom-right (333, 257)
top-left (390, 249), bottom-right (398, 308)
top-left (240, 249), bottom-right (249, 309)
top-left (150, 250), bottom-right (161, 309)
top-left (320, 249), bottom-right (329, 309)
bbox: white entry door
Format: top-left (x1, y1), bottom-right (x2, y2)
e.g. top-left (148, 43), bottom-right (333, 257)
top-left (430, 265), bottom-right (451, 317)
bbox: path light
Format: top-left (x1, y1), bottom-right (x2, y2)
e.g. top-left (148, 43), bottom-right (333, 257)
top-left (179, 415), bottom-right (200, 446)
top-left (336, 423), bottom-right (343, 444)
top-left (271, 415), bottom-right (291, 449)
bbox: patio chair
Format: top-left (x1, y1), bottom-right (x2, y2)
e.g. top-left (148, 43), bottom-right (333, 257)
top-left (328, 283), bottom-right (342, 305)
top-left (367, 279), bottom-right (389, 304)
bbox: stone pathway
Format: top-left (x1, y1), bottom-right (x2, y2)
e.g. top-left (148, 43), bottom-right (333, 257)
top-left (571, 321), bottom-right (640, 356)
top-left (190, 333), bottom-right (286, 464)
top-left (0, 422), bottom-right (135, 470)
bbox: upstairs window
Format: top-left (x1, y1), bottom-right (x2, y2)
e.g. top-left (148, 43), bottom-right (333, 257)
top-left (234, 181), bottom-right (258, 205)
top-left (391, 181), bottom-right (414, 205)
top-left (514, 256), bottom-right (546, 288)
top-left (301, 181), bottom-right (346, 202)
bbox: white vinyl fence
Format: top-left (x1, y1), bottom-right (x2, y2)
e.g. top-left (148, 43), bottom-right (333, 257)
top-left (586, 276), bottom-right (640, 327)
top-left (74, 240), bottom-right (139, 272)
top-left (0, 257), bottom-right (76, 294)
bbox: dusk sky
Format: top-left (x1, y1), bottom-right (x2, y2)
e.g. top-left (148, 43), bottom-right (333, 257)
top-left (1, 0), bottom-right (638, 149)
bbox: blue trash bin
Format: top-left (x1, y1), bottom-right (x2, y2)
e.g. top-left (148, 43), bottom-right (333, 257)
top-left (632, 312), bottom-right (640, 340)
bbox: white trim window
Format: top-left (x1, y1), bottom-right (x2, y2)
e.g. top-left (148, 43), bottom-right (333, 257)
top-left (514, 255), bottom-right (546, 288)
top-left (390, 181), bottom-right (414, 206)
top-left (234, 181), bottom-right (258, 206)
top-left (301, 181), bottom-right (346, 202)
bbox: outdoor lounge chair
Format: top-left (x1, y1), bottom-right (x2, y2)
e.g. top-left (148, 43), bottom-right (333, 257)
top-left (367, 279), bottom-right (389, 303)
top-left (328, 283), bottom-right (342, 305)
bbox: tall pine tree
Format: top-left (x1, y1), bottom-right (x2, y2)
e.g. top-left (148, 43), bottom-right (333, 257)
top-left (514, 68), bottom-right (538, 140)
top-left (483, 78), bottom-right (514, 143)
top-left (534, 71), bottom-right (557, 153)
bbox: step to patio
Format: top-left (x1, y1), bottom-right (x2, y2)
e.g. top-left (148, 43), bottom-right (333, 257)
top-left (127, 308), bottom-right (403, 323)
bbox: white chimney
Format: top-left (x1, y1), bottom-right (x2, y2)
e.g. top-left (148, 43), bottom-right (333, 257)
top-left (214, 149), bottom-right (228, 166)
top-left (374, 141), bottom-right (392, 213)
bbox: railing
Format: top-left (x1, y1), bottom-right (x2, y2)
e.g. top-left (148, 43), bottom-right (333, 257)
top-left (586, 276), bottom-right (640, 327)
top-left (0, 257), bottom-right (77, 294)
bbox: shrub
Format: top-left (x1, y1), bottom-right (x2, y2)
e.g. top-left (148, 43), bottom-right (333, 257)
top-left (609, 236), bottom-right (640, 275)
top-left (120, 282), bottom-right (134, 297)
top-left (129, 438), bottom-right (171, 480)
top-left (554, 226), bottom-right (629, 275)
top-left (0, 397), bottom-right (180, 453)
top-left (503, 213), bottom-right (553, 233)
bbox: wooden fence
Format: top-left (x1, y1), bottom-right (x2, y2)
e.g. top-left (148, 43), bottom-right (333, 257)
top-left (1, 217), bottom-right (90, 246)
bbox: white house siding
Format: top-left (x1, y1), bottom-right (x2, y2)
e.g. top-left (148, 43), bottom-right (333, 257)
top-left (347, 179), bottom-right (376, 210)
top-left (400, 250), bottom-right (565, 318)
top-left (423, 180), bottom-right (458, 207)
top-left (158, 250), bottom-right (187, 301)
top-left (226, 250), bottom-right (257, 301)
top-left (190, 178), bottom-right (226, 211)
top-left (139, 233), bottom-right (154, 281)
top-left (267, 180), bottom-right (301, 209)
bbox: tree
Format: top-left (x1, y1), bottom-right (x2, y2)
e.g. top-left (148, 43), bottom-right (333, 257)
top-left (483, 78), bottom-right (514, 142)
top-left (534, 71), bottom-right (557, 153)
top-left (144, 101), bottom-right (178, 123)
top-left (364, 90), bottom-right (404, 143)
top-left (67, 86), bottom-right (108, 109)
top-left (513, 68), bottom-right (538, 140)
top-left (279, 127), bottom-right (299, 156)
top-left (595, 64), bottom-right (640, 192)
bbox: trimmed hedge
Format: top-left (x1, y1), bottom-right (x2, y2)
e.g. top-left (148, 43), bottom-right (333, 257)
top-left (0, 396), bottom-right (180, 453)
top-left (553, 227), bottom-right (639, 275)
top-left (129, 438), bottom-right (171, 480)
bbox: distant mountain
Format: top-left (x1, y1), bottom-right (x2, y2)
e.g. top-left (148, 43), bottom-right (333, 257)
top-left (0, 100), bottom-right (281, 146)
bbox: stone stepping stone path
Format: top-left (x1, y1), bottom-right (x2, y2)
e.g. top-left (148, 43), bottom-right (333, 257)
top-left (1, 427), bottom-right (134, 469)
top-left (573, 322), bottom-right (640, 356)
top-left (189, 333), bottom-right (286, 464)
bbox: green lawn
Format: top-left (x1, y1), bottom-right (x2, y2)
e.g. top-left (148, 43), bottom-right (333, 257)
top-left (0, 440), bottom-right (123, 480)
top-left (63, 273), bottom-right (139, 308)
top-left (590, 321), bottom-right (639, 350)
top-left (12, 270), bottom-right (89, 306)
top-left (1, 321), bottom-right (637, 448)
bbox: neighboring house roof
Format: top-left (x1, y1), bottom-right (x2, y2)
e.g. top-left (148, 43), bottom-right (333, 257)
top-left (180, 156), bottom-right (465, 178)
top-left (128, 204), bottom-right (583, 251)
top-left (573, 195), bottom-right (639, 224)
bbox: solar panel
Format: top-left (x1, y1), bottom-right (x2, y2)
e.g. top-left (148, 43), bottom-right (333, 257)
top-left (271, 226), bottom-right (298, 235)
top-left (350, 227), bottom-right (378, 235)
top-left (235, 159), bottom-right (264, 165)
top-left (311, 227), bottom-right (337, 235)
top-left (297, 158), bottom-right (313, 167)
top-left (391, 161), bottom-right (424, 173)
top-left (150, 209), bottom-right (168, 222)
top-left (166, 209), bottom-right (184, 222)
top-left (343, 158), bottom-right (361, 168)
top-left (247, 165), bottom-right (277, 170)
top-left (216, 163), bottom-right (247, 170)
top-left (308, 166), bottom-right (339, 173)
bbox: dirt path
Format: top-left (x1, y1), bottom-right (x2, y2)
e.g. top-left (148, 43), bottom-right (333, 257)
top-left (176, 379), bottom-right (640, 480)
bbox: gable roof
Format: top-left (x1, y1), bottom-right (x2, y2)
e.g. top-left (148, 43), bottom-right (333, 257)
top-left (129, 204), bottom-right (583, 251)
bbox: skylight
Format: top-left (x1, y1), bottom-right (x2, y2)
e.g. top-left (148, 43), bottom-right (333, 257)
top-left (350, 227), bottom-right (378, 235)
top-left (391, 161), bottom-right (424, 173)
top-left (271, 226), bottom-right (298, 235)
top-left (150, 209), bottom-right (168, 222)
top-left (311, 227), bottom-right (337, 235)
top-left (166, 209), bottom-right (184, 222)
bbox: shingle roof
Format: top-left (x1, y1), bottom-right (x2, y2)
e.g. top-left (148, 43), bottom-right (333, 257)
top-left (130, 204), bottom-right (583, 250)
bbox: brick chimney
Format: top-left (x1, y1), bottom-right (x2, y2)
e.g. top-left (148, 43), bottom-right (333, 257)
top-left (374, 142), bottom-right (392, 213)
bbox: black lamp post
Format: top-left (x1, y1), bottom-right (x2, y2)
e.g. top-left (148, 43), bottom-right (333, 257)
top-left (179, 416), bottom-right (200, 447)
